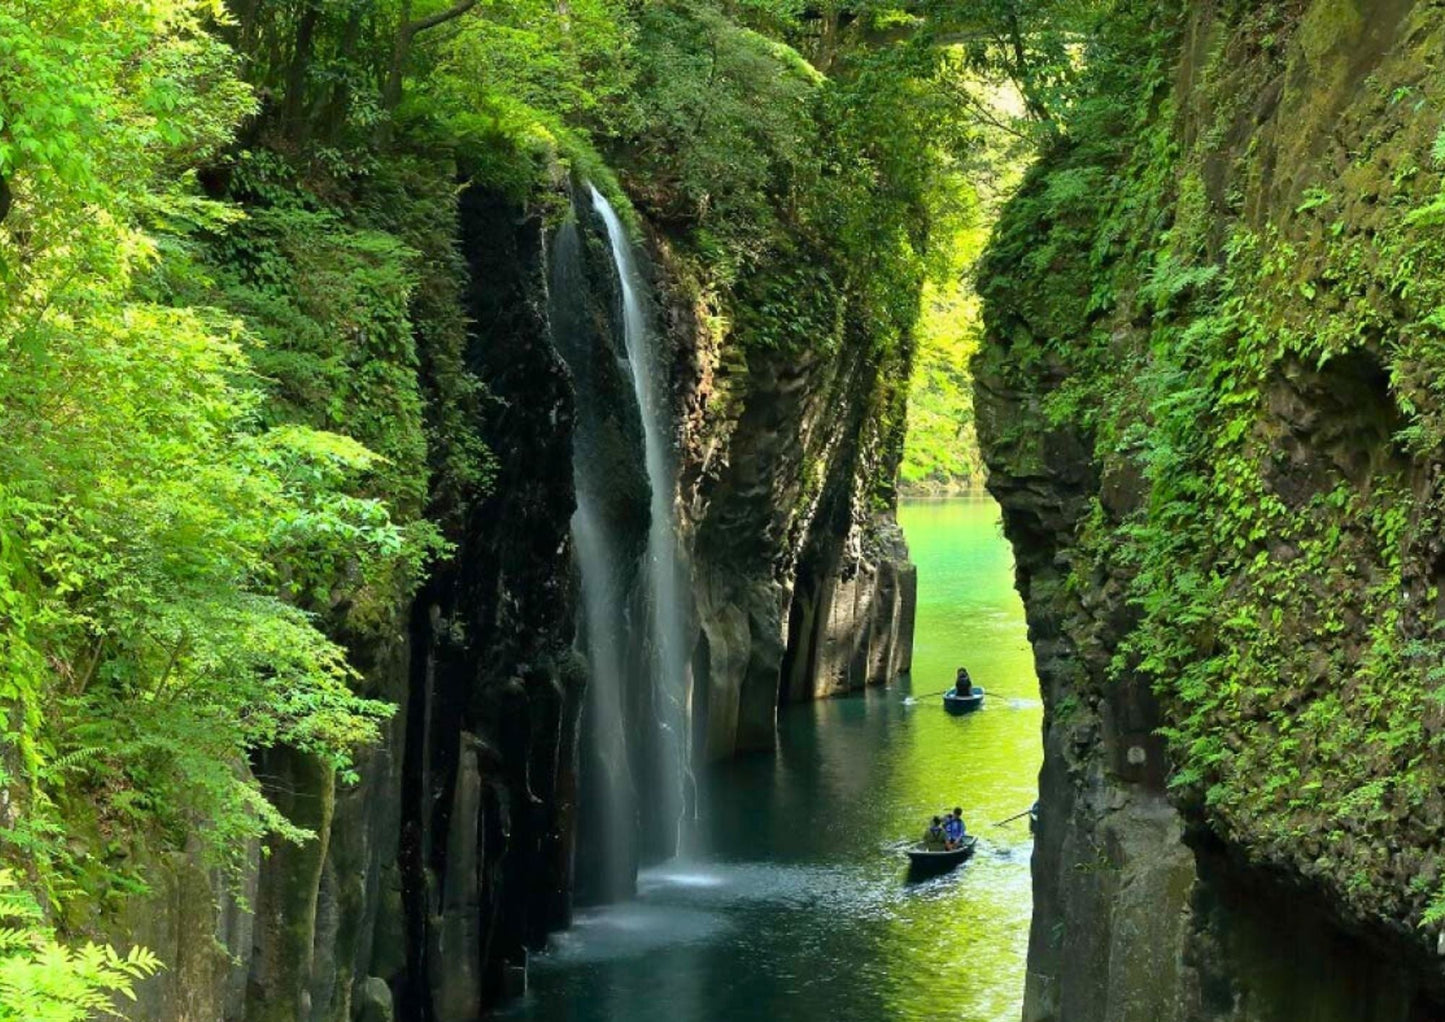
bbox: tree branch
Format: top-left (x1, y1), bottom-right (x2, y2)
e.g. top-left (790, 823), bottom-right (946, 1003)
top-left (404, 0), bottom-right (479, 39)
top-left (382, 0), bottom-right (480, 114)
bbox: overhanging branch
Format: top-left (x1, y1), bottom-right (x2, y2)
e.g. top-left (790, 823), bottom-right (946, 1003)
top-left (383, 0), bottom-right (481, 113)
top-left (404, 0), bottom-right (479, 38)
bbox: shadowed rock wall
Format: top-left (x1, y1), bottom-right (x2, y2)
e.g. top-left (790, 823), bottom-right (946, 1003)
top-left (978, 2), bottom-right (1445, 1019)
top-left (665, 249), bottom-right (916, 759)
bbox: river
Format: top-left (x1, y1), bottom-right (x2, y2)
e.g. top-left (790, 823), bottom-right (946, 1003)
top-left (505, 497), bottom-right (1041, 1021)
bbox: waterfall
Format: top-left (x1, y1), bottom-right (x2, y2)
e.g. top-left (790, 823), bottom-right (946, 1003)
top-left (549, 187), bottom-right (693, 903)
top-left (550, 218), bottom-right (639, 898)
top-left (587, 186), bottom-right (694, 857)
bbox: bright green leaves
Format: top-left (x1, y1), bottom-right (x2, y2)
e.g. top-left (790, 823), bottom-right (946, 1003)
top-left (435, 0), bottom-right (636, 125)
top-left (0, 1), bottom-right (252, 220)
top-left (0, 0), bottom-right (431, 945)
top-left (900, 193), bottom-right (997, 492)
top-left (0, 870), bottom-right (160, 1022)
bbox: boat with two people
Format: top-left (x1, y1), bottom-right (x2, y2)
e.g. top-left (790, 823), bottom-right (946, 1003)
top-left (905, 807), bottom-right (976, 876)
top-left (905, 835), bottom-right (978, 876)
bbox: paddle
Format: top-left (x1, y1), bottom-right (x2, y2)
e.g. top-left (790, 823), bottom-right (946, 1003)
top-left (993, 807), bottom-right (1035, 827)
top-left (907, 688), bottom-right (953, 701)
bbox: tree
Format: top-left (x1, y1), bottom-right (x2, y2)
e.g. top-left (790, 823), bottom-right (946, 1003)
top-left (383, 0), bottom-right (481, 110)
top-left (0, 0), bottom-right (416, 913)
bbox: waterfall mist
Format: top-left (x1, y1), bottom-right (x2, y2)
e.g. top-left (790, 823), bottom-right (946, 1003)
top-left (550, 218), bottom-right (640, 899)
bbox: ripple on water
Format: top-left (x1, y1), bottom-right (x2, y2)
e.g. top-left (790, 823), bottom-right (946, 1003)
top-left (638, 860), bottom-right (901, 919)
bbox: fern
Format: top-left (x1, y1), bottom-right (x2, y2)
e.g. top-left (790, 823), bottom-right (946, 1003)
top-left (0, 870), bottom-right (161, 1022)
top-left (1423, 884), bottom-right (1445, 931)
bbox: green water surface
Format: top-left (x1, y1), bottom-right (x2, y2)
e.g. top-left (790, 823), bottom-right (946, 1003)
top-left (507, 497), bottom-right (1041, 1021)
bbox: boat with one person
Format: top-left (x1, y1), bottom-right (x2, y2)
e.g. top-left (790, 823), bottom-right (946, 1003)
top-left (905, 835), bottom-right (978, 875)
top-left (942, 686), bottom-right (985, 714)
top-left (943, 666), bottom-right (985, 714)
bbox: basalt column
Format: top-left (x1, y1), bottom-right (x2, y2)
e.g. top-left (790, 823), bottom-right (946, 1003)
top-left (400, 183), bottom-right (582, 1022)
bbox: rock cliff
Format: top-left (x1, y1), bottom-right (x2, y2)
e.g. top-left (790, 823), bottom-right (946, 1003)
top-left (977, 1), bottom-right (1445, 1018)
top-left (665, 242), bottom-right (917, 758)
top-left (121, 158), bottom-right (915, 1018)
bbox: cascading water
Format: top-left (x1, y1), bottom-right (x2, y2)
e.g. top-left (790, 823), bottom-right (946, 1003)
top-left (550, 217), bottom-right (640, 899)
top-left (549, 187), bottom-right (693, 903)
top-left (587, 186), bottom-right (694, 857)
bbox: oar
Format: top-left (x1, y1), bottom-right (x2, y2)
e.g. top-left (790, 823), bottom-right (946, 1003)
top-left (993, 808), bottom-right (1035, 827)
top-left (907, 688), bottom-right (952, 701)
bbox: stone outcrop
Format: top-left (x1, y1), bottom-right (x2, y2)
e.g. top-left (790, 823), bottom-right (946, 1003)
top-left (978, 2), bottom-right (1445, 1019)
top-left (666, 247), bottom-right (916, 759)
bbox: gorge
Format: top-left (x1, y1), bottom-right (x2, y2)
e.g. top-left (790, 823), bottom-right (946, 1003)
top-left (10, 1), bottom-right (1445, 1022)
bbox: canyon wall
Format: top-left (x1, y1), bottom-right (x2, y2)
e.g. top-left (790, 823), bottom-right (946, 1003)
top-left (120, 163), bottom-right (914, 1019)
top-left (665, 243), bottom-right (917, 759)
top-left (977, 1), bottom-right (1445, 1019)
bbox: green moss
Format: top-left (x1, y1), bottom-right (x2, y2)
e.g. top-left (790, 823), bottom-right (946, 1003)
top-left (980, 0), bottom-right (1445, 939)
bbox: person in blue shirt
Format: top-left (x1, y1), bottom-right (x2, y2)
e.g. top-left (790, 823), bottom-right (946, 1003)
top-left (943, 807), bottom-right (966, 848)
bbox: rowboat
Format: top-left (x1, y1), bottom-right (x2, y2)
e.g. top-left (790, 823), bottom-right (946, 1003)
top-left (905, 835), bottom-right (978, 875)
top-left (942, 686), bottom-right (985, 715)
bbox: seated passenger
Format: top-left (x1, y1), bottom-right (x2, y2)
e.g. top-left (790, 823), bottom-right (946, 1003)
top-left (943, 808), bottom-right (965, 848)
top-left (923, 815), bottom-right (947, 850)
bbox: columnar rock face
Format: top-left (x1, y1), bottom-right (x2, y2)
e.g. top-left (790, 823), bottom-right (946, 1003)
top-left (978, 2), bottom-right (1445, 1019)
top-left (667, 252), bottom-right (917, 759)
top-left (400, 185), bottom-right (584, 1019)
top-left (122, 173), bottom-right (915, 1018)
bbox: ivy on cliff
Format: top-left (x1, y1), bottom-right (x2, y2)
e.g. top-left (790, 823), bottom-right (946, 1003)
top-left (980, 0), bottom-right (1445, 935)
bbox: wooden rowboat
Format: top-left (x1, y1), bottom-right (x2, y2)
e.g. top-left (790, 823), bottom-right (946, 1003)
top-left (942, 686), bottom-right (985, 715)
top-left (905, 835), bottom-right (978, 875)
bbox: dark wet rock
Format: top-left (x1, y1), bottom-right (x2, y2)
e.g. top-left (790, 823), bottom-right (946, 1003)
top-left (670, 260), bottom-right (916, 758)
top-left (354, 977), bottom-right (395, 1022)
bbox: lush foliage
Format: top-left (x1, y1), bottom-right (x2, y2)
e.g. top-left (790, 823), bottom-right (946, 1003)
top-left (900, 129), bottom-right (1026, 493)
top-left (900, 273), bottom-right (987, 492)
top-left (980, 0), bottom-right (1445, 934)
top-left (0, 871), bottom-right (158, 1022)
top-left (0, 0), bottom-right (449, 969)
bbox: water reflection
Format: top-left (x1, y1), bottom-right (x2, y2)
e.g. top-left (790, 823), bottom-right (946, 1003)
top-left (507, 498), bottom-right (1040, 1022)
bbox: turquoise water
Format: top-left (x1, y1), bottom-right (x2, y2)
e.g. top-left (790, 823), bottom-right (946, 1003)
top-left (506, 498), bottom-right (1041, 1021)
